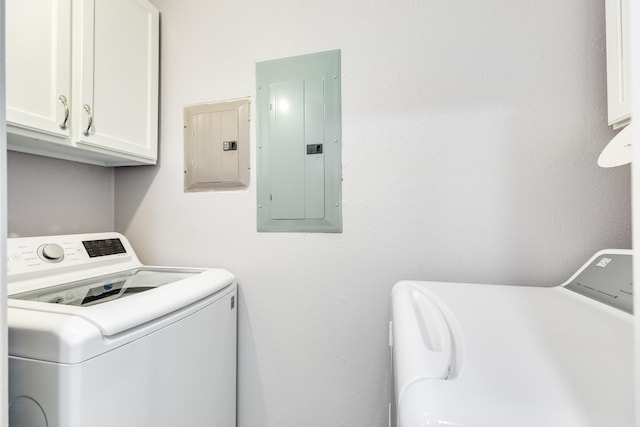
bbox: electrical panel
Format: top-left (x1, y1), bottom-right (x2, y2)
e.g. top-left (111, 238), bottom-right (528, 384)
top-left (256, 50), bottom-right (342, 232)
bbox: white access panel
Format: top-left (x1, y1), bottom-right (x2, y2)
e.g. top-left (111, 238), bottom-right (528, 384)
top-left (184, 98), bottom-right (250, 191)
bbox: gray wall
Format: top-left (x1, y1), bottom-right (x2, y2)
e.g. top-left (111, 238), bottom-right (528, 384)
top-left (7, 151), bottom-right (114, 237)
top-left (113, 1), bottom-right (631, 426)
top-left (5, 0), bottom-right (631, 426)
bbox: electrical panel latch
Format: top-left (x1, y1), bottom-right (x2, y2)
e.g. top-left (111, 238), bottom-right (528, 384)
top-left (306, 144), bottom-right (323, 154)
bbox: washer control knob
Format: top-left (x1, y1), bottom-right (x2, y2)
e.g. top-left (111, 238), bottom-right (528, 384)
top-left (39, 244), bottom-right (65, 263)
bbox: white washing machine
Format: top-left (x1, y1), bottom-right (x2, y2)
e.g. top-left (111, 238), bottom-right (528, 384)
top-left (7, 232), bottom-right (237, 427)
top-left (391, 249), bottom-right (633, 427)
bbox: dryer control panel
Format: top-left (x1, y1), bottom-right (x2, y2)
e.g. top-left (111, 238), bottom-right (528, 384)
top-left (564, 251), bottom-right (633, 314)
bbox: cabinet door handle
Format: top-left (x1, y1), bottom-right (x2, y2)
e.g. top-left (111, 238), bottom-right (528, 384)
top-left (83, 104), bottom-right (93, 136)
top-left (59, 95), bottom-right (70, 130)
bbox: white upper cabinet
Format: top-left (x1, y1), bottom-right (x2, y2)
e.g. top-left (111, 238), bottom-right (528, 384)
top-left (605, 0), bottom-right (631, 129)
top-left (74, 0), bottom-right (159, 163)
top-left (6, 0), bottom-right (72, 140)
top-left (6, 0), bottom-right (159, 166)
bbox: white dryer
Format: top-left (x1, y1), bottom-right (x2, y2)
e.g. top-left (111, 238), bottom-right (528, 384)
top-left (391, 250), bottom-right (633, 427)
top-left (7, 232), bottom-right (237, 427)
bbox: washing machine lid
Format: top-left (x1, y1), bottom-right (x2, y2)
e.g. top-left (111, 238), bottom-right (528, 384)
top-left (9, 266), bottom-right (236, 364)
top-left (11, 268), bottom-right (201, 306)
top-left (9, 267), bottom-right (235, 337)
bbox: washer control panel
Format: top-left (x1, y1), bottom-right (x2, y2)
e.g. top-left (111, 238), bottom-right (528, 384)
top-left (7, 233), bottom-right (136, 282)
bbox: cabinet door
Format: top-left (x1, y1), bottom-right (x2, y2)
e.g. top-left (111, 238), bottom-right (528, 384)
top-left (6, 0), bottom-right (72, 139)
top-left (74, 0), bottom-right (159, 162)
top-left (605, 0), bottom-right (631, 129)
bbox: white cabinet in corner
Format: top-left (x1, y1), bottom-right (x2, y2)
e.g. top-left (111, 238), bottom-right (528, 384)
top-left (6, 0), bottom-right (73, 142)
top-left (6, 0), bottom-right (159, 167)
top-left (605, 0), bottom-right (631, 130)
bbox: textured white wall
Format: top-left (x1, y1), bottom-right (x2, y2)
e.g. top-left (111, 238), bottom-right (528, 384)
top-left (7, 151), bottom-right (114, 237)
top-left (630, 0), bottom-right (640, 421)
top-left (114, 1), bottom-right (631, 426)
